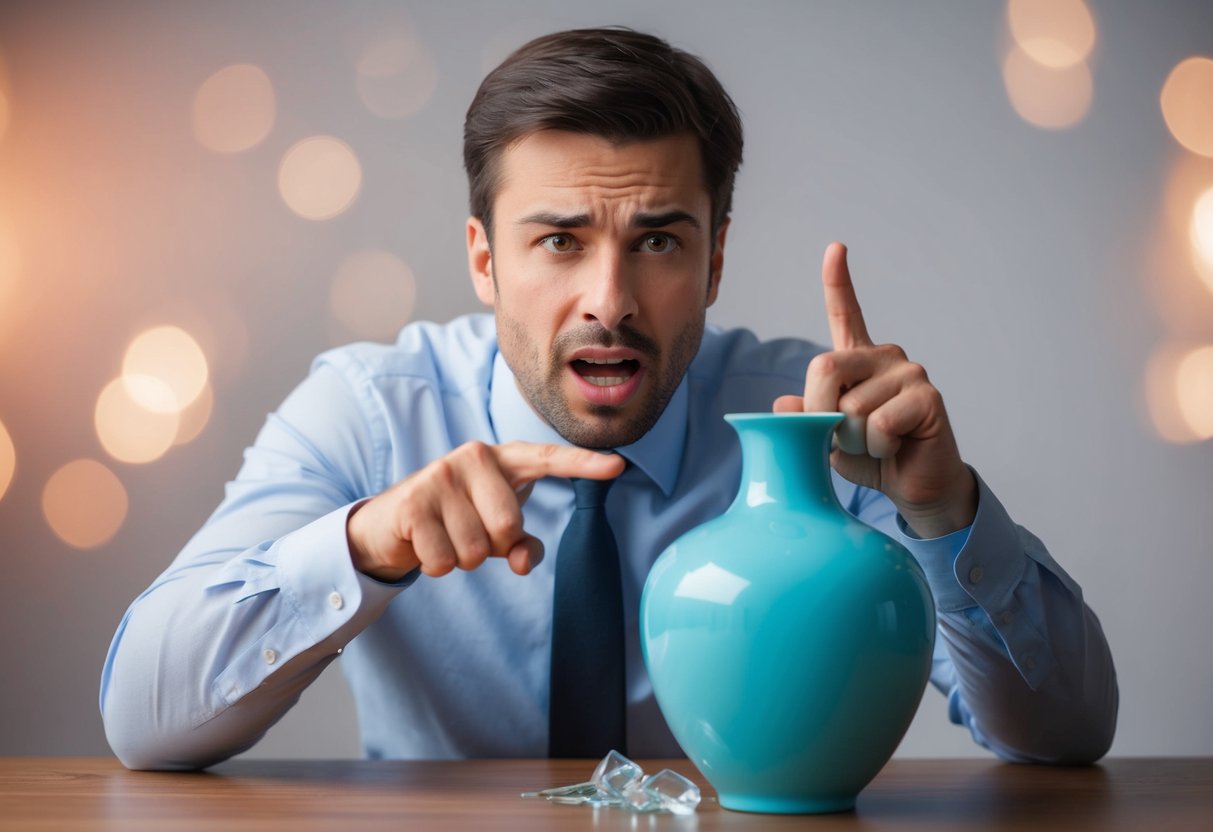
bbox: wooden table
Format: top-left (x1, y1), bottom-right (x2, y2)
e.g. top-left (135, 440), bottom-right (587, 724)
top-left (0, 757), bottom-right (1208, 831)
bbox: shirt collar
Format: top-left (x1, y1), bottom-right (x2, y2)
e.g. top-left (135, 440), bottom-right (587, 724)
top-left (487, 349), bottom-right (687, 497)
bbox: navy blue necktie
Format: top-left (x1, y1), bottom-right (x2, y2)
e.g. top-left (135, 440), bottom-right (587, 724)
top-left (548, 476), bottom-right (626, 758)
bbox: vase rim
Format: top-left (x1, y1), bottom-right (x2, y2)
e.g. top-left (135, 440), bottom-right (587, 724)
top-left (724, 412), bottom-right (844, 424)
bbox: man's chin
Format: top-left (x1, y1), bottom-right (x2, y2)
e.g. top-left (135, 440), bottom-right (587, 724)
top-left (552, 408), bottom-right (653, 450)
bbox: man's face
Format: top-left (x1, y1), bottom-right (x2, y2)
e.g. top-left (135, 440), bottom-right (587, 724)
top-left (467, 130), bottom-right (727, 449)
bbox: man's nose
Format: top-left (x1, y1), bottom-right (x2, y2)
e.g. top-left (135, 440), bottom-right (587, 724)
top-left (580, 250), bottom-right (638, 330)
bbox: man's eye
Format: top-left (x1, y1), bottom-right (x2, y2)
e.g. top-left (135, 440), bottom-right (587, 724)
top-left (640, 233), bottom-right (678, 254)
top-left (540, 234), bottom-right (577, 253)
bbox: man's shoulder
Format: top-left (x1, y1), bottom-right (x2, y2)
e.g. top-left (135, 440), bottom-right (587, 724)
top-left (311, 314), bottom-right (497, 393)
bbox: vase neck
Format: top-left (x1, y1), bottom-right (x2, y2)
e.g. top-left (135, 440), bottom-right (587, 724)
top-left (726, 413), bottom-right (844, 513)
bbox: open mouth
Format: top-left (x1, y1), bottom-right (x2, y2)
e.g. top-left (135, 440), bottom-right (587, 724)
top-left (571, 356), bottom-right (641, 387)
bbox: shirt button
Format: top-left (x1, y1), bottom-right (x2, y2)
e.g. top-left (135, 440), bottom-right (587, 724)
top-left (1023, 656), bottom-right (1036, 672)
top-left (998, 610), bottom-right (1014, 625)
top-left (967, 566), bottom-right (984, 585)
top-left (263, 648), bottom-right (278, 665)
top-left (328, 591), bottom-right (344, 610)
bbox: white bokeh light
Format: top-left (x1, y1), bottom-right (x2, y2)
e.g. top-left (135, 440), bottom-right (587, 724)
top-left (192, 63), bottom-right (276, 153)
top-left (1191, 186), bottom-right (1213, 293)
top-left (278, 136), bottom-right (363, 221)
top-left (122, 325), bottom-right (210, 413)
top-left (330, 249), bottom-right (418, 341)
top-left (1007, 0), bottom-right (1096, 69)
top-left (95, 378), bottom-right (181, 464)
top-left (1002, 44), bottom-right (1093, 130)
top-left (356, 33), bottom-right (438, 119)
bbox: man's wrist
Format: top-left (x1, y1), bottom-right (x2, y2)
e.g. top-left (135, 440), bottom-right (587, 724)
top-left (898, 468), bottom-right (978, 539)
top-left (346, 499), bottom-right (414, 583)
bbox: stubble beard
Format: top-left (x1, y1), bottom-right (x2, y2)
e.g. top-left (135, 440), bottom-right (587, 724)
top-left (499, 314), bottom-right (704, 450)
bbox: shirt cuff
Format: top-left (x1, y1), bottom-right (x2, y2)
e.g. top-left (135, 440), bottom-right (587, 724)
top-left (278, 502), bottom-right (418, 644)
top-left (897, 468), bottom-right (1026, 614)
top-left (207, 504), bottom-right (417, 717)
top-left (895, 507), bottom-right (973, 613)
top-left (897, 468), bottom-right (1054, 690)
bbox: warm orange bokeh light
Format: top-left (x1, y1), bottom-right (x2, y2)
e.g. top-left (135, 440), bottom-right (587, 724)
top-left (95, 378), bottom-right (180, 464)
top-left (42, 459), bottom-right (129, 549)
top-left (1144, 343), bottom-right (1213, 443)
top-left (356, 34), bottom-right (438, 119)
top-left (1160, 57), bottom-right (1213, 159)
top-left (1176, 345), bottom-right (1213, 440)
top-left (1007, 0), bottom-right (1096, 69)
top-left (1150, 154), bottom-right (1213, 337)
top-left (0, 417), bottom-right (14, 503)
top-left (1002, 44), bottom-right (1092, 130)
top-left (278, 136), bottom-right (363, 221)
top-left (122, 325), bottom-right (209, 413)
top-left (173, 382), bottom-right (214, 446)
top-left (192, 63), bottom-right (276, 153)
top-left (1192, 186), bottom-right (1213, 293)
top-left (330, 249), bottom-right (418, 340)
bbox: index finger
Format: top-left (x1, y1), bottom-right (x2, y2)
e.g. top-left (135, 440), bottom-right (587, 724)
top-left (495, 442), bottom-right (626, 490)
top-left (822, 242), bottom-right (874, 350)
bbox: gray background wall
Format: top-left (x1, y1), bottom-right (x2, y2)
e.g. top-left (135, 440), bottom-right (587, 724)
top-left (1, 0), bottom-right (1210, 759)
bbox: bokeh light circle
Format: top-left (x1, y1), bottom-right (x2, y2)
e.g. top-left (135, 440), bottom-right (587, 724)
top-left (356, 35), bottom-right (439, 119)
top-left (122, 325), bottom-right (209, 413)
top-left (330, 249), bottom-right (418, 340)
top-left (278, 136), bottom-right (363, 221)
top-left (42, 459), bottom-right (129, 549)
top-left (0, 417), bottom-right (14, 502)
top-left (1176, 345), bottom-right (1213, 440)
top-left (1191, 186), bottom-right (1213, 292)
top-left (1145, 343), bottom-right (1213, 443)
top-left (1002, 45), bottom-right (1093, 130)
top-left (95, 378), bottom-right (180, 464)
top-left (1160, 57), bottom-right (1213, 158)
top-left (1007, 0), bottom-right (1096, 69)
top-left (192, 63), bottom-right (276, 153)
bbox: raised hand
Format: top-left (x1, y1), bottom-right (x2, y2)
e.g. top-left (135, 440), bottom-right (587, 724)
top-left (347, 442), bottom-right (626, 581)
top-left (773, 243), bottom-right (976, 538)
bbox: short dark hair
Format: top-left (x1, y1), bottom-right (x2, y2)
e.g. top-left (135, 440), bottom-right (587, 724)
top-left (463, 27), bottom-right (744, 240)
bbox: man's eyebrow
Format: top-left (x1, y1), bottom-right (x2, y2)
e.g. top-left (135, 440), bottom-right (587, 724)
top-left (632, 211), bottom-right (701, 230)
top-left (515, 212), bottom-right (591, 228)
top-left (514, 210), bottom-right (703, 230)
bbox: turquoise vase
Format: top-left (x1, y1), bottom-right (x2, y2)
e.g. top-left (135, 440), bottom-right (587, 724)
top-left (640, 413), bottom-right (936, 814)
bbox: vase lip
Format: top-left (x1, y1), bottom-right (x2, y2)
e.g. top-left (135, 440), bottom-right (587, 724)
top-left (724, 411), bottom-right (844, 426)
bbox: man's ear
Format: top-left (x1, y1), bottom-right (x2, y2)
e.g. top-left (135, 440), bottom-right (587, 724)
top-left (706, 218), bottom-right (730, 307)
top-left (466, 216), bottom-right (495, 306)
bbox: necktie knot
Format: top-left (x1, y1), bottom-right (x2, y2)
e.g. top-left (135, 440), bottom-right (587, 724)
top-left (571, 476), bottom-right (614, 509)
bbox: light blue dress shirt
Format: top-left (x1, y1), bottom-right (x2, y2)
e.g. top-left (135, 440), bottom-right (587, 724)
top-left (100, 314), bottom-right (1117, 769)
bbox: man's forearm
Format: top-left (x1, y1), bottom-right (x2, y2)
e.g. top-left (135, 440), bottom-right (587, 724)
top-left (100, 504), bottom-right (406, 769)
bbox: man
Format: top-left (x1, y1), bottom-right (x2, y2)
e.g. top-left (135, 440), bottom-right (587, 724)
top-left (101, 27), bottom-right (1117, 769)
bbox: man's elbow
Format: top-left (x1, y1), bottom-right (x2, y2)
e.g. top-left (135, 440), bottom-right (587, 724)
top-left (102, 692), bottom-right (245, 772)
top-left (992, 683), bottom-right (1119, 766)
